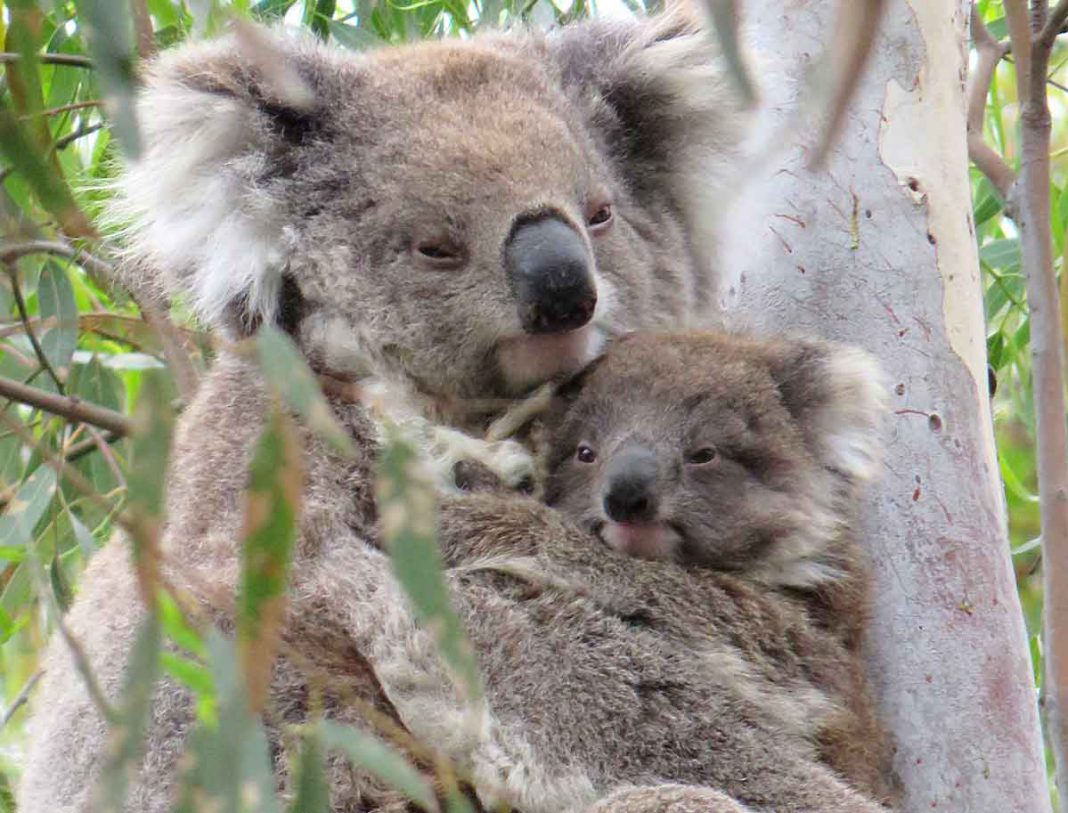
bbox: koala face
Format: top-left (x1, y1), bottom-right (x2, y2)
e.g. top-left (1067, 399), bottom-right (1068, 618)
top-left (543, 332), bottom-right (887, 584)
top-left (116, 20), bottom-right (742, 406)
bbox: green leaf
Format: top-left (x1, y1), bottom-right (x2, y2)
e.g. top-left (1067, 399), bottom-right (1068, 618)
top-left (289, 731), bottom-right (331, 813)
top-left (252, 0), bottom-right (299, 21)
top-left (979, 238), bottom-right (1021, 272)
top-left (375, 429), bottom-right (483, 703)
top-left (0, 466), bottom-right (57, 549)
top-left (37, 261), bottom-right (79, 381)
top-left (306, 0), bottom-right (338, 38)
top-left (328, 19), bottom-right (380, 50)
top-left (318, 721), bottom-right (438, 813)
top-left (49, 553), bottom-right (73, 612)
top-left (70, 356), bottom-right (125, 499)
top-left (237, 405), bottom-right (302, 712)
top-left (74, 0), bottom-right (142, 157)
top-left (161, 651), bottom-right (215, 696)
top-left (173, 630), bottom-right (281, 813)
top-left (973, 176), bottom-right (1004, 227)
top-left (92, 611), bottom-right (162, 813)
top-left (254, 326), bottom-right (354, 456)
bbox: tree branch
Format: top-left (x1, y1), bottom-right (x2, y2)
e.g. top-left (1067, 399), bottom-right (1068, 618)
top-left (0, 240), bottom-right (115, 287)
top-left (0, 52), bottom-right (92, 68)
top-left (968, 8), bottom-right (1017, 200)
top-left (1040, 0), bottom-right (1068, 45)
top-left (0, 375), bottom-right (131, 437)
top-left (1007, 2), bottom-right (1068, 803)
top-left (1004, 0), bottom-right (1033, 103)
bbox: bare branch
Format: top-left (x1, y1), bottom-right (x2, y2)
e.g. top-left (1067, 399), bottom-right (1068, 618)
top-left (0, 374), bottom-right (132, 437)
top-left (1006, 0), bottom-right (1068, 801)
top-left (967, 8), bottom-right (1016, 201)
top-left (0, 240), bottom-right (116, 287)
top-left (0, 52), bottom-right (92, 69)
top-left (1040, 0), bottom-right (1068, 45)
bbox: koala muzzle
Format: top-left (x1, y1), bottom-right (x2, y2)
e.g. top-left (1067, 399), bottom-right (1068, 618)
top-left (603, 445), bottom-right (659, 523)
top-left (506, 216), bottom-right (597, 335)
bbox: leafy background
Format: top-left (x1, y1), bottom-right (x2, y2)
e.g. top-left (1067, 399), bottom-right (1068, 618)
top-left (0, 0), bottom-right (1059, 807)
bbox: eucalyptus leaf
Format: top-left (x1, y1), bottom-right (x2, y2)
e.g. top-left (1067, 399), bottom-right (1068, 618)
top-left (254, 326), bottom-right (354, 456)
top-left (375, 428), bottom-right (484, 704)
top-left (318, 721), bottom-right (439, 813)
top-left (0, 466), bottom-right (57, 549)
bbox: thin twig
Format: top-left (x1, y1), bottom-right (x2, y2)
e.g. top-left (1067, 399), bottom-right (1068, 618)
top-left (0, 240), bottom-right (115, 287)
top-left (32, 99), bottom-right (102, 119)
top-left (4, 261), bottom-right (66, 392)
top-left (0, 670), bottom-right (42, 731)
top-left (968, 8), bottom-right (1017, 201)
top-left (54, 121), bottom-right (103, 151)
top-left (0, 374), bottom-right (132, 436)
top-left (0, 52), bottom-right (92, 68)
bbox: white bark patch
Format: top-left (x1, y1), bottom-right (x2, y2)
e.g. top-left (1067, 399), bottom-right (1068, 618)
top-left (878, 0), bottom-right (993, 425)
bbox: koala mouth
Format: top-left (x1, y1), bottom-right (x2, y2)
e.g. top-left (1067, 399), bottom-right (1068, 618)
top-left (597, 520), bottom-right (682, 561)
top-left (496, 323), bottom-right (606, 391)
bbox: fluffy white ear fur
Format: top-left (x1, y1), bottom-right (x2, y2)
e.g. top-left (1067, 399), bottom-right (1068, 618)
top-left (808, 345), bottom-right (888, 483)
top-left (628, 8), bottom-right (750, 315)
top-left (108, 35), bottom-right (310, 331)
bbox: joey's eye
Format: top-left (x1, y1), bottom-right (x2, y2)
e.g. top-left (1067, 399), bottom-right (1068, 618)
top-left (687, 447), bottom-right (718, 465)
top-left (586, 203), bottom-right (613, 235)
top-left (413, 239), bottom-right (464, 268)
top-left (576, 444), bottom-right (597, 463)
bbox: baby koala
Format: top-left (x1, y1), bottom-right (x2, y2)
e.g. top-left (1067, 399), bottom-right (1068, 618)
top-left (541, 329), bottom-right (887, 588)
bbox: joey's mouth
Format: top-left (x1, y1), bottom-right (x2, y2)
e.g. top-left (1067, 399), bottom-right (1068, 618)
top-left (496, 322), bottom-right (606, 391)
top-left (595, 520), bottom-right (682, 561)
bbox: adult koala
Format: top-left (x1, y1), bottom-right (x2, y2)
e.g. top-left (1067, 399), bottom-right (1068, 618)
top-left (18, 8), bottom-right (749, 813)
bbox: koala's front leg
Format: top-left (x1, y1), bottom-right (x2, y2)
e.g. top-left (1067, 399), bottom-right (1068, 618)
top-left (585, 786), bottom-right (753, 813)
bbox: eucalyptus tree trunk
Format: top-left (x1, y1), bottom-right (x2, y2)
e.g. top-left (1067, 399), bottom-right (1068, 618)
top-left (721, 1), bottom-right (1050, 810)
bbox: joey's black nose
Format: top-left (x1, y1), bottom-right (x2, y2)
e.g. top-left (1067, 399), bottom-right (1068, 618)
top-left (506, 216), bottom-right (597, 335)
top-left (603, 445), bottom-right (659, 524)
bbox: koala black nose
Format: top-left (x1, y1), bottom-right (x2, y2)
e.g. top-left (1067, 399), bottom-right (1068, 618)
top-left (603, 445), bottom-right (659, 524)
top-left (506, 216), bottom-right (597, 335)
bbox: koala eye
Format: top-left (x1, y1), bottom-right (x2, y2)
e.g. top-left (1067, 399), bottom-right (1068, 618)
top-left (576, 443), bottom-right (598, 463)
top-left (413, 239), bottom-right (464, 269)
top-left (586, 203), bottom-right (613, 235)
top-left (687, 447), bottom-right (718, 466)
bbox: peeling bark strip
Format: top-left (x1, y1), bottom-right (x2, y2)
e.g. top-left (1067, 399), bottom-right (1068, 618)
top-left (724, 1), bottom-right (1049, 811)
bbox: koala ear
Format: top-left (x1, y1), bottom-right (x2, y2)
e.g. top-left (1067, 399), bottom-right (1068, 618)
top-left (768, 341), bottom-right (888, 483)
top-left (548, 4), bottom-right (748, 258)
top-left (111, 27), bottom-right (328, 334)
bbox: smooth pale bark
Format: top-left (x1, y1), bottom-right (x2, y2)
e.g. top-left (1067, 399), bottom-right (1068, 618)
top-left (720, 1), bottom-right (1050, 811)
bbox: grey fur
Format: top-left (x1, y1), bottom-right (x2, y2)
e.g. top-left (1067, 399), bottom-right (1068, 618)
top-left (16, 11), bottom-right (890, 813)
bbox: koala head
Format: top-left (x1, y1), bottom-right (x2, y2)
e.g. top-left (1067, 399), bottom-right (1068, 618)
top-left (113, 14), bottom-right (744, 411)
top-left (542, 331), bottom-right (887, 587)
